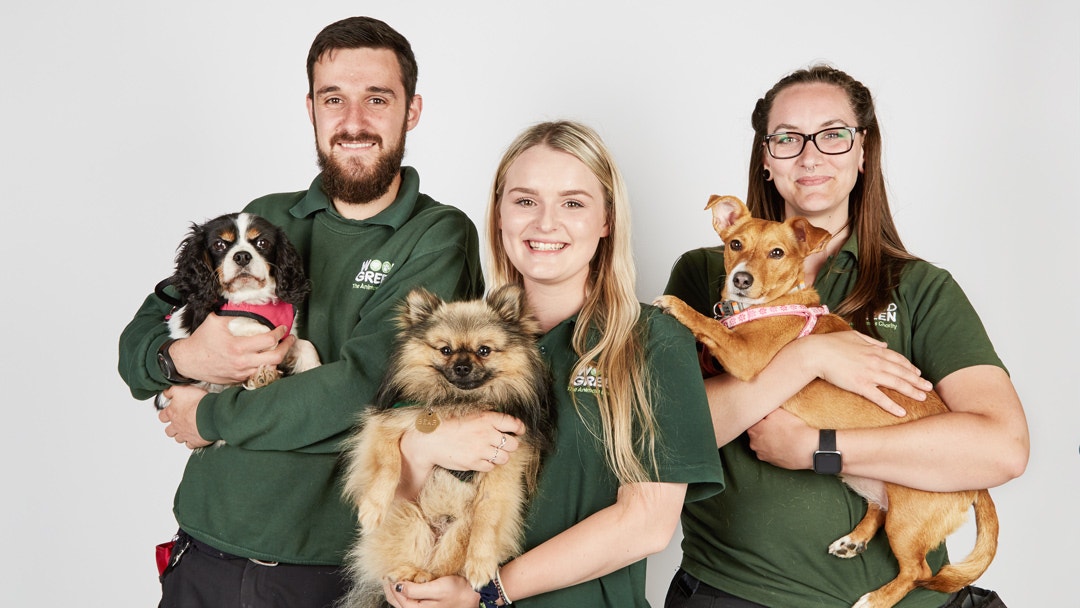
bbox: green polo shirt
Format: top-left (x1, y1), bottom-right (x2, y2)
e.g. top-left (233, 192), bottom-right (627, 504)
top-left (117, 168), bottom-right (484, 564)
top-left (515, 305), bottom-right (724, 607)
top-left (663, 234), bottom-right (1004, 607)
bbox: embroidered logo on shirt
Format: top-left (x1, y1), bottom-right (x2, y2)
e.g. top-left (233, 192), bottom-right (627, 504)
top-left (872, 302), bottom-right (899, 331)
top-left (569, 365), bottom-right (605, 394)
top-left (353, 259), bottom-right (395, 291)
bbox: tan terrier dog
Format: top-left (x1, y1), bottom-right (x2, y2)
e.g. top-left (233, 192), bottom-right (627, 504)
top-left (654, 195), bottom-right (997, 608)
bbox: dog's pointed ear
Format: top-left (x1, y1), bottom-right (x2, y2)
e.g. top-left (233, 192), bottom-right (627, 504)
top-left (399, 287), bottom-right (443, 329)
top-left (788, 217), bottom-right (833, 255)
top-left (705, 195), bottom-right (750, 243)
top-left (487, 284), bottom-right (527, 323)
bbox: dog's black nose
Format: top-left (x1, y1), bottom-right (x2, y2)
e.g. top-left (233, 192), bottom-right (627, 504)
top-left (233, 251), bottom-right (252, 266)
top-left (453, 362), bottom-right (473, 377)
top-left (733, 271), bottom-right (754, 290)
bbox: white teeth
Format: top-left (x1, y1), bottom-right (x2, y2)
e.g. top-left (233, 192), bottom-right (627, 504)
top-left (529, 241), bottom-right (565, 251)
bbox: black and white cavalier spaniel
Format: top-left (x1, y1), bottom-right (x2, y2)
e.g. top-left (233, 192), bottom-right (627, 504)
top-left (154, 212), bottom-right (320, 409)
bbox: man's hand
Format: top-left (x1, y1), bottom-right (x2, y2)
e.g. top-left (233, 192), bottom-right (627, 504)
top-left (159, 385), bottom-right (212, 449)
top-left (169, 314), bottom-right (293, 385)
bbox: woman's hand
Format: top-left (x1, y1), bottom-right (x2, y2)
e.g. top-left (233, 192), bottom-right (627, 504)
top-left (397, 411), bottom-right (526, 499)
top-left (384, 576), bottom-right (477, 608)
top-left (703, 328), bottom-right (932, 446)
top-left (797, 330), bottom-right (932, 416)
top-left (401, 410), bottom-right (525, 471)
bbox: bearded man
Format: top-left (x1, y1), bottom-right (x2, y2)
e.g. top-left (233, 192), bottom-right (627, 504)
top-left (118, 16), bottom-right (485, 608)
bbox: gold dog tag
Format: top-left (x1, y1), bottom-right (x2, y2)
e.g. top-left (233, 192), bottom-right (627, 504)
top-left (415, 409), bottom-right (440, 434)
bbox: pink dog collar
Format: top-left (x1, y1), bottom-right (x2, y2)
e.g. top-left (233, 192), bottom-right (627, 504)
top-left (720, 304), bottom-right (830, 338)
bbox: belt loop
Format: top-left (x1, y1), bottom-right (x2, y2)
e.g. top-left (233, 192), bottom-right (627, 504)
top-left (677, 569), bottom-right (700, 595)
top-left (249, 558), bottom-right (279, 567)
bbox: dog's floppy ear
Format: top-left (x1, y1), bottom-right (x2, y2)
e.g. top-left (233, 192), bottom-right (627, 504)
top-left (788, 217), bottom-right (833, 255)
top-left (173, 221), bottom-right (220, 315)
top-left (705, 195), bottom-right (750, 242)
top-left (399, 287), bottom-right (444, 329)
top-left (271, 229), bottom-right (311, 306)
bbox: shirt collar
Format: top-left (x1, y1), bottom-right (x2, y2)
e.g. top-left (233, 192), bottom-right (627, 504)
top-left (288, 166), bottom-right (421, 229)
top-left (816, 230), bottom-right (859, 279)
top-left (837, 230), bottom-right (859, 259)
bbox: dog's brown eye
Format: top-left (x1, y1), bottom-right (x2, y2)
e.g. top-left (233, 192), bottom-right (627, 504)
top-left (728, 239), bottom-right (743, 251)
top-left (769, 248), bottom-right (784, 259)
top-left (255, 237), bottom-right (270, 250)
top-left (477, 346), bottom-right (491, 357)
top-left (212, 239), bottom-right (228, 252)
top-left (439, 346), bottom-right (453, 356)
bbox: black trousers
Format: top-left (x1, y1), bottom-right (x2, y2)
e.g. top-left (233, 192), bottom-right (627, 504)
top-left (665, 570), bottom-right (769, 608)
top-left (159, 531), bottom-right (349, 608)
top-left (665, 569), bottom-right (1006, 608)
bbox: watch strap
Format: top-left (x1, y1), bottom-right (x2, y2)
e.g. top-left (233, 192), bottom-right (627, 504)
top-left (158, 338), bottom-right (194, 384)
top-left (818, 428), bottom-right (837, 452)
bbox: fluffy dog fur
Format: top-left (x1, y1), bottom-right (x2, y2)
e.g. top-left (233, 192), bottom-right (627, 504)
top-left (339, 284), bottom-right (556, 608)
top-left (155, 212), bottom-right (320, 409)
top-left (654, 195), bottom-right (997, 608)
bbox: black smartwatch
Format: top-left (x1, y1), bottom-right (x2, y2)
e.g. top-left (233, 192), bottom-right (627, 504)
top-left (813, 429), bottom-right (842, 475)
top-left (157, 338), bottom-right (194, 384)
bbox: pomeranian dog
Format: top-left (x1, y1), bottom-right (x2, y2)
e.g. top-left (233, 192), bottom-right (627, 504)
top-left (339, 284), bottom-right (556, 607)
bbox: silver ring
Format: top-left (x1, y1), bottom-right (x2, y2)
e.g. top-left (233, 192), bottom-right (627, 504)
top-left (497, 435), bottom-right (507, 450)
top-left (489, 447), bottom-right (500, 464)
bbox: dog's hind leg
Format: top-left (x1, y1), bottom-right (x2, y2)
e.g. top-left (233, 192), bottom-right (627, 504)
top-left (244, 365), bottom-right (282, 389)
top-left (376, 501), bottom-right (438, 585)
top-left (829, 502), bottom-right (885, 559)
top-left (460, 453), bottom-right (530, 589)
top-left (853, 489), bottom-right (946, 608)
top-left (851, 547), bottom-right (927, 608)
top-left (411, 469), bottom-right (480, 584)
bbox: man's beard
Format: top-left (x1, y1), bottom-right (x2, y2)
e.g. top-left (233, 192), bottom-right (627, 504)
top-left (317, 122), bottom-right (407, 205)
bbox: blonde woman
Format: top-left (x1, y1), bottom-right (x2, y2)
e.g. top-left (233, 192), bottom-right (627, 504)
top-left (388, 121), bottom-right (723, 607)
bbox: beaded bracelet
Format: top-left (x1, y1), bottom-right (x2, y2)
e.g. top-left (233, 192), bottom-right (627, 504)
top-left (494, 568), bottom-right (512, 605)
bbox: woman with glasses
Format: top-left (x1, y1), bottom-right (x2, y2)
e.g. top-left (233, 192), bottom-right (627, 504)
top-left (662, 65), bottom-right (1028, 607)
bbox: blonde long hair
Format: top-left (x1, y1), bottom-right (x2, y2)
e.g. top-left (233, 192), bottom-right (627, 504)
top-left (486, 120), bottom-right (658, 486)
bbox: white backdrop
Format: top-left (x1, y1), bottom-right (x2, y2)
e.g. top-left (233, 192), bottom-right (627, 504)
top-left (2, 1), bottom-right (1076, 605)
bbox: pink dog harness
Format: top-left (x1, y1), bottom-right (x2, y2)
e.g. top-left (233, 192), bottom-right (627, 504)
top-left (718, 303), bottom-right (830, 338)
top-left (218, 301), bottom-right (295, 334)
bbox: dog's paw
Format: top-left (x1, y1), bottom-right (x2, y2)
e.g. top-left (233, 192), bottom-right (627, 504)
top-left (154, 393), bottom-right (171, 410)
top-left (829, 535), bottom-right (867, 558)
top-left (463, 561), bottom-right (497, 591)
top-left (386, 567), bottom-right (431, 585)
top-left (851, 592), bottom-right (876, 608)
top-left (652, 295), bottom-right (675, 313)
top-left (244, 365), bottom-right (281, 390)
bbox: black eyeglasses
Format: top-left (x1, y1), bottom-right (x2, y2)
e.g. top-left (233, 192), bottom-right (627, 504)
top-left (763, 126), bottom-right (863, 159)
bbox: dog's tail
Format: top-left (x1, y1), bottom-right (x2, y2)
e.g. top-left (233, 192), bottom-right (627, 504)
top-left (917, 489), bottom-right (999, 592)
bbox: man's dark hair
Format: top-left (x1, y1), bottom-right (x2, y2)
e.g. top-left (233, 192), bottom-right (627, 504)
top-left (306, 16), bottom-right (418, 100)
